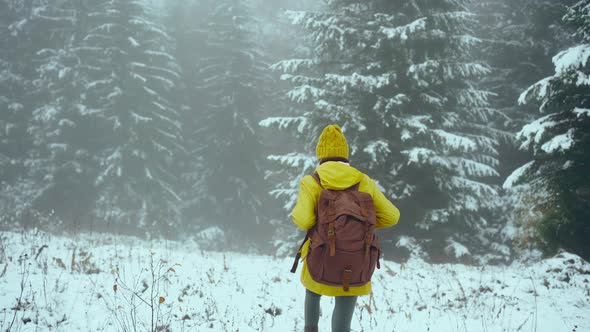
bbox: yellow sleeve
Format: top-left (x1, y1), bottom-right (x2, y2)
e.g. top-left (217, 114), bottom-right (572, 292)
top-left (291, 176), bottom-right (318, 231)
top-left (369, 179), bottom-right (400, 229)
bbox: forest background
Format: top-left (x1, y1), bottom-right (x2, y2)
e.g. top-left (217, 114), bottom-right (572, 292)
top-left (0, 0), bottom-right (588, 265)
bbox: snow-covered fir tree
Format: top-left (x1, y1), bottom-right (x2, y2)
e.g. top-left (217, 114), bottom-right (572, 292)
top-left (0, 1), bottom-right (24, 186)
top-left (470, 0), bottom-right (577, 259)
top-left (0, 0), bottom-right (31, 225)
top-left (506, 0), bottom-right (590, 260)
top-left (174, 0), bottom-right (274, 241)
top-left (263, 0), bottom-right (507, 262)
top-left (471, 0), bottom-right (576, 133)
top-left (23, 1), bottom-right (105, 230)
top-left (70, 0), bottom-right (187, 235)
top-left (0, 0), bottom-right (71, 226)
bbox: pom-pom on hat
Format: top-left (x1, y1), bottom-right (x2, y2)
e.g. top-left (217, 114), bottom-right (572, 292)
top-left (316, 124), bottom-right (349, 161)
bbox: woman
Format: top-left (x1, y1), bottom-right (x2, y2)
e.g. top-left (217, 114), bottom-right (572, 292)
top-left (292, 124), bottom-right (400, 332)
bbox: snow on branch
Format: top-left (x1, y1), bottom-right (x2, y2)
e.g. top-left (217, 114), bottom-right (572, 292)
top-left (71, 46), bottom-right (104, 56)
top-left (416, 209), bottom-right (449, 230)
top-left (407, 61), bottom-right (490, 88)
top-left (31, 7), bottom-right (76, 24)
top-left (145, 25), bottom-right (173, 41)
top-left (151, 139), bottom-right (172, 155)
top-left (8, 103), bottom-right (23, 112)
top-left (401, 147), bottom-right (435, 165)
top-left (520, 45), bottom-right (590, 106)
top-left (286, 85), bottom-right (326, 103)
top-left (107, 87), bottom-right (122, 100)
top-left (8, 19), bottom-right (27, 36)
top-left (399, 116), bottom-right (430, 141)
top-left (518, 77), bottom-right (553, 105)
top-left (268, 188), bottom-right (298, 210)
top-left (155, 128), bottom-right (180, 141)
top-left (431, 11), bottom-right (476, 27)
top-left (516, 112), bottom-right (561, 150)
top-left (408, 60), bottom-right (438, 87)
top-left (405, 115), bottom-right (430, 131)
top-left (450, 35), bottom-right (483, 49)
top-left (150, 112), bottom-right (181, 132)
top-left (259, 117), bottom-right (309, 133)
top-left (449, 157), bottom-right (499, 178)
top-left (325, 73), bottom-right (390, 91)
top-left (75, 104), bottom-right (103, 116)
top-left (564, 1), bottom-right (590, 41)
top-left (128, 37), bottom-right (140, 47)
top-left (48, 143), bottom-right (68, 153)
top-left (131, 112), bottom-right (152, 124)
top-left (130, 62), bottom-right (181, 79)
top-left (279, 74), bottom-right (320, 85)
top-left (445, 239), bottom-right (470, 259)
top-left (131, 73), bottom-right (147, 83)
top-left (314, 99), bottom-right (346, 113)
top-left (156, 179), bottom-right (182, 202)
top-left (151, 101), bottom-right (179, 117)
top-left (380, 18), bottom-right (426, 41)
top-left (448, 176), bottom-right (497, 197)
top-left (284, 10), bottom-right (308, 25)
top-left (148, 74), bottom-right (176, 90)
top-left (573, 107), bottom-right (590, 118)
top-left (540, 128), bottom-right (575, 153)
top-left (32, 105), bottom-right (58, 122)
top-left (128, 18), bottom-right (172, 40)
top-left (454, 88), bottom-right (494, 108)
top-left (88, 11), bottom-right (117, 19)
top-left (58, 119), bottom-right (75, 128)
top-left (432, 11), bottom-right (475, 20)
top-left (86, 80), bottom-right (112, 90)
top-left (553, 44), bottom-right (590, 75)
top-left (105, 149), bottom-right (123, 166)
top-left (420, 93), bottom-right (445, 108)
top-left (364, 140), bottom-right (391, 162)
top-left (267, 153), bottom-right (316, 170)
top-left (432, 129), bottom-right (477, 152)
top-left (443, 63), bottom-right (490, 80)
top-left (388, 93), bottom-right (411, 107)
top-left (89, 23), bottom-right (118, 34)
top-left (271, 59), bottom-right (317, 73)
top-left (144, 50), bottom-right (176, 62)
top-left (83, 33), bottom-right (113, 43)
top-left (503, 161), bottom-right (534, 189)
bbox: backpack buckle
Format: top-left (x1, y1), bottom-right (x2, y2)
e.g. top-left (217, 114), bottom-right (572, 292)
top-left (328, 223), bottom-right (336, 256)
top-left (342, 266), bottom-right (353, 292)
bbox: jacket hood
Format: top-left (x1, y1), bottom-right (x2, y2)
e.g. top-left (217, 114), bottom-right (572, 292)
top-left (315, 162), bottom-right (364, 190)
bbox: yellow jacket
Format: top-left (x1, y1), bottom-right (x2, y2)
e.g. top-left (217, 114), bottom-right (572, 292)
top-left (292, 161), bottom-right (400, 296)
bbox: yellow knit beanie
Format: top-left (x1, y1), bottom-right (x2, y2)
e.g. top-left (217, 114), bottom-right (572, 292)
top-left (316, 124), bottom-right (349, 160)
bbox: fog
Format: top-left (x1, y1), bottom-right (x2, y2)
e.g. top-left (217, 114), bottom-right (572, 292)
top-left (1, 0), bottom-right (587, 264)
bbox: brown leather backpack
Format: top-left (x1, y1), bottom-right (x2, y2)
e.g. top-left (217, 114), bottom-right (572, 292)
top-left (291, 172), bottom-right (380, 291)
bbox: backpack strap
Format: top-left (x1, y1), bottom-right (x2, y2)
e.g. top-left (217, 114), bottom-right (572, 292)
top-left (290, 232), bottom-right (310, 273)
top-left (349, 183), bottom-right (360, 191)
top-left (364, 222), bottom-right (372, 259)
top-left (312, 172), bottom-right (336, 256)
top-left (311, 172), bottom-right (322, 188)
top-left (291, 172), bottom-right (325, 273)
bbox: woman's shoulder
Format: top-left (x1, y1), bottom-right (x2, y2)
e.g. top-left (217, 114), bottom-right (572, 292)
top-left (358, 172), bottom-right (377, 194)
top-left (300, 173), bottom-right (322, 192)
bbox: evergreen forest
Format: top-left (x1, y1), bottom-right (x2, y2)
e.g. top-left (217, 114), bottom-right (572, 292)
top-left (1, 0), bottom-right (588, 264)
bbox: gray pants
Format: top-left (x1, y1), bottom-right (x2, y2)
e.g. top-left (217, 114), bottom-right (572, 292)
top-left (304, 289), bottom-right (357, 332)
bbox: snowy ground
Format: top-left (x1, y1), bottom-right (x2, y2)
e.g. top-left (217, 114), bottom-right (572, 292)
top-left (0, 230), bottom-right (588, 332)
